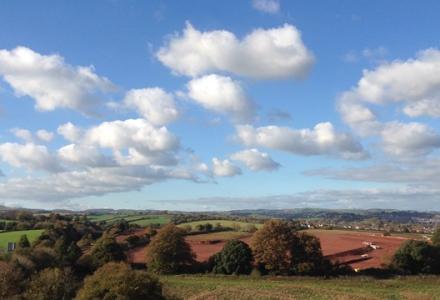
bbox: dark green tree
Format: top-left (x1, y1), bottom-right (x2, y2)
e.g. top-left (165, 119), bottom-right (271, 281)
top-left (18, 234), bottom-right (31, 249)
top-left (212, 239), bottom-right (253, 275)
top-left (391, 240), bottom-right (440, 274)
top-left (24, 268), bottom-right (78, 300)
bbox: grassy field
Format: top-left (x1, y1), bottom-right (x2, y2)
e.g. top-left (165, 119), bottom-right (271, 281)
top-left (0, 229), bottom-right (44, 251)
top-left (86, 214), bottom-right (170, 226)
top-left (178, 220), bottom-right (262, 231)
top-left (161, 275), bottom-right (440, 300)
top-left (186, 231), bottom-right (251, 241)
top-left (304, 229), bottom-right (427, 240)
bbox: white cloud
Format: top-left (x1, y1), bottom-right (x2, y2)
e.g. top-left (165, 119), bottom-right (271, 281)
top-left (212, 158), bottom-right (242, 177)
top-left (380, 122), bottom-right (440, 157)
top-left (11, 128), bottom-right (33, 142)
top-left (0, 142), bottom-right (62, 172)
top-left (252, 0), bottom-right (280, 14)
top-left (187, 74), bottom-right (255, 122)
top-left (230, 148), bottom-right (280, 171)
top-left (0, 47), bottom-right (115, 115)
top-left (157, 22), bottom-right (314, 79)
top-left (353, 48), bottom-right (440, 117)
top-left (124, 88), bottom-right (179, 125)
top-left (84, 119), bottom-right (179, 155)
top-left (58, 144), bottom-right (113, 168)
top-left (57, 122), bottom-right (83, 142)
top-left (36, 129), bottom-right (54, 142)
top-left (235, 122), bottom-right (368, 160)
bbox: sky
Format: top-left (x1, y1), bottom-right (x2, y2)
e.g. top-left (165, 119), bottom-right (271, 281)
top-left (0, 0), bottom-right (440, 211)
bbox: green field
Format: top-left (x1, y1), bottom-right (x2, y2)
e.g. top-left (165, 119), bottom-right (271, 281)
top-left (178, 220), bottom-right (262, 231)
top-left (0, 229), bottom-right (44, 251)
top-left (304, 228), bottom-right (427, 240)
top-left (86, 214), bottom-right (170, 226)
top-left (161, 275), bottom-right (440, 300)
top-left (186, 231), bottom-right (251, 241)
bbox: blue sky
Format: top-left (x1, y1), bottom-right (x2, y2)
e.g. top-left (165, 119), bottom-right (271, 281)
top-left (0, 0), bottom-right (440, 211)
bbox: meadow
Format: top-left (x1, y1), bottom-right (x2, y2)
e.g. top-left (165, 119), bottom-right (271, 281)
top-left (87, 214), bottom-right (170, 226)
top-left (177, 219), bottom-right (262, 230)
top-left (161, 275), bottom-right (440, 300)
top-left (0, 229), bottom-right (44, 251)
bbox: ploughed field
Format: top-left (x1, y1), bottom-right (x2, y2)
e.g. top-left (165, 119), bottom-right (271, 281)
top-left (122, 224), bottom-right (421, 270)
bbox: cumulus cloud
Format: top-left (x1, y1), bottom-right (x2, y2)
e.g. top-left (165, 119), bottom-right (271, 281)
top-left (0, 142), bottom-right (62, 172)
top-left (380, 122), bottom-right (440, 157)
top-left (124, 88), bottom-right (179, 125)
top-left (11, 128), bottom-right (33, 142)
top-left (157, 22), bottom-right (314, 79)
top-left (230, 148), bottom-right (280, 171)
top-left (235, 123), bottom-right (368, 160)
top-left (352, 48), bottom-right (440, 118)
top-left (252, 0), bottom-right (280, 14)
top-left (187, 74), bottom-right (256, 122)
top-left (0, 47), bottom-right (115, 115)
top-left (36, 129), bottom-right (54, 142)
top-left (0, 165), bottom-right (194, 201)
top-left (57, 122), bottom-right (83, 142)
top-left (58, 144), bottom-right (113, 168)
top-left (212, 158), bottom-right (242, 177)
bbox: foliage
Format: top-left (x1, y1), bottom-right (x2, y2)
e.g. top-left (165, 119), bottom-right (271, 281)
top-left (212, 239), bottom-right (253, 275)
top-left (75, 262), bottom-right (164, 300)
top-left (88, 234), bottom-right (125, 269)
top-left (0, 261), bottom-right (24, 299)
top-left (432, 227), bottom-right (440, 246)
top-left (252, 220), bottom-right (330, 275)
top-left (391, 240), bottom-right (440, 274)
top-left (24, 268), bottom-right (78, 300)
top-left (146, 224), bottom-right (195, 274)
top-left (18, 234), bottom-right (31, 249)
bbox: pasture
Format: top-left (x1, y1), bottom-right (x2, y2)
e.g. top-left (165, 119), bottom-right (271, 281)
top-left (0, 229), bottom-right (44, 251)
top-left (87, 214), bottom-right (170, 226)
top-left (162, 275), bottom-right (440, 300)
top-left (177, 219), bottom-right (262, 230)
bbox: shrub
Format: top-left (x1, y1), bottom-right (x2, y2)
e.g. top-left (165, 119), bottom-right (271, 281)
top-left (88, 234), bottom-right (125, 269)
top-left (212, 240), bottom-right (253, 275)
top-left (0, 261), bottom-right (24, 298)
top-left (146, 224), bottom-right (195, 274)
top-left (391, 240), bottom-right (440, 274)
top-left (24, 268), bottom-right (78, 300)
top-left (75, 262), bottom-right (164, 300)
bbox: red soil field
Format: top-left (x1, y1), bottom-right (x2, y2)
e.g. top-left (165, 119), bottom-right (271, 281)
top-left (123, 229), bottom-right (415, 270)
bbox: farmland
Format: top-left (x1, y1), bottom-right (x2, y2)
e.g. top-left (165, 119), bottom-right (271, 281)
top-left (177, 219), bottom-right (262, 230)
top-left (0, 229), bottom-right (44, 251)
top-left (87, 214), bottom-right (170, 226)
top-left (161, 275), bottom-right (440, 300)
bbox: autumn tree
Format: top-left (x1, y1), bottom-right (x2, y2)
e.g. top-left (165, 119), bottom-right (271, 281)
top-left (75, 262), bottom-right (164, 300)
top-left (0, 261), bottom-right (24, 299)
top-left (146, 224), bottom-right (195, 274)
top-left (24, 268), bottom-right (78, 300)
top-left (88, 234), bottom-right (125, 269)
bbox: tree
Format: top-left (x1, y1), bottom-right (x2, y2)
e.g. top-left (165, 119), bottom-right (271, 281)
top-left (212, 239), bottom-right (253, 275)
top-left (432, 227), bottom-right (440, 246)
top-left (89, 234), bottom-right (125, 269)
top-left (391, 240), bottom-right (440, 274)
top-left (146, 224), bottom-right (195, 274)
top-left (0, 261), bottom-right (24, 299)
top-left (252, 220), bottom-right (299, 274)
top-left (75, 262), bottom-right (164, 300)
top-left (252, 220), bottom-right (328, 275)
top-left (24, 268), bottom-right (78, 300)
top-left (18, 234), bottom-right (31, 249)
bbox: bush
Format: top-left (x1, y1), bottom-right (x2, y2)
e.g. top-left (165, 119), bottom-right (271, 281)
top-left (146, 224), bottom-right (195, 274)
top-left (88, 234), bottom-right (125, 269)
top-left (75, 262), bottom-right (164, 300)
top-left (391, 240), bottom-right (440, 274)
top-left (24, 268), bottom-right (78, 300)
top-left (212, 240), bottom-right (253, 275)
top-left (0, 261), bottom-right (24, 298)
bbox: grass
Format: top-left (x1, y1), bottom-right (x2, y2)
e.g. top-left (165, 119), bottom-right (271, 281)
top-left (178, 220), bottom-right (262, 231)
top-left (86, 214), bottom-right (170, 226)
top-left (0, 229), bottom-right (44, 251)
top-left (186, 231), bottom-right (251, 241)
top-left (304, 229), bottom-right (427, 240)
top-left (161, 275), bottom-right (440, 300)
